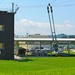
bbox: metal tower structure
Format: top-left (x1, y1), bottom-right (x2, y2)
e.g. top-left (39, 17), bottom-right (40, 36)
top-left (47, 3), bottom-right (58, 52)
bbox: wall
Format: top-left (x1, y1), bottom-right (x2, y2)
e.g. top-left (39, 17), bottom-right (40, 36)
top-left (0, 11), bottom-right (14, 60)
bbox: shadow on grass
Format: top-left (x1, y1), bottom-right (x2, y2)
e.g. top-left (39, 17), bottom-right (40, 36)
top-left (14, 58), bottom-right (34, 62)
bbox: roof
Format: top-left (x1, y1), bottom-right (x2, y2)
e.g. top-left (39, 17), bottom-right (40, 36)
top-left (14, 38), bottom-right (75, 42)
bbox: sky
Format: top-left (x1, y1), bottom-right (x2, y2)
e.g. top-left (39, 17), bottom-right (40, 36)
top-left (0, 0), bottom-right (75, 36)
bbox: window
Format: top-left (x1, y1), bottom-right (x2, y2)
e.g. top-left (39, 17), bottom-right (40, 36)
top-left (0, 43), bottom-right (4, 49)
top-left (0, 25), bottom-right (4, 31)
top-left (0, 51), bottom-right (1, 54)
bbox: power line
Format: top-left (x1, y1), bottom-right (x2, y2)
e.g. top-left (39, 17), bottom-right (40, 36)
top-left (18, 0), bottom-right (55, 8)
top-left (16, 0), bottom-right (75, 8)
top-left (19, 3), bottom-right (75, 9)
top-left (50, 0), bottom-right (57, 4)
top-left (53, 4), bottom-right (75, 7)
top-left (15, 15), bottom-right (22, 36)
top-left (53, 0), bottom-right (75, 5)
top-left (19, 9), bottom-right (39, 34)
top-left (15, 12), bottom-right (32, 36)
top-left (19, 5), bottom-right (47, 8)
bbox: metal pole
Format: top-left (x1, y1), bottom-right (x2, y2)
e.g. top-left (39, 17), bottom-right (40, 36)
top-left (26, 41), bottom-right (28, 58)
top-left (68, 41), bottom-right (70, 55)
top-left (47, 3), bottom-right (58, 54)
top-left (50, 6), bottom-right (57, 41)
top-left (47, 6), bottom-right (54, 41)
top-left (12, 3), bottom-right (14, 13)
top-left (39, 41), bottom-right (41, 56)
top-left (47, 5), bottom-right (55, 55)
top-left (48, 3), bottom-right (57, 41)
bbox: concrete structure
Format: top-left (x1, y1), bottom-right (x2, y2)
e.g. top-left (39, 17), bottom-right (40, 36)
top-left (27, 34), bottom-right (50, 38)
top-left (21, 34), bottom-right (50, 38)
top-left (14, 38), bottom-right (75, 42)
top-left (14, 38), bottom-right (75, 56)
top-left (0, 11), bottom-right (14, 59)
top-left (14, 38), bottom-right (75, 50)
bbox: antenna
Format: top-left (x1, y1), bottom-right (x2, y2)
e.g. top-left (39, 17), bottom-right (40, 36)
top-left (15, 5), bottom-right (19, 14)
top-left (12, 3), bottom-right (14, 13)
top-left (12, 3), bottom-right (19, 14)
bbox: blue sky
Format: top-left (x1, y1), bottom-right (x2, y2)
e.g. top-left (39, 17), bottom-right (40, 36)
top-left (0, 0), bottom-right (75, 35)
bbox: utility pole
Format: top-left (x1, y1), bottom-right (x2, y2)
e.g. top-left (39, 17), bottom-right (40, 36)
top-left (47, 5), bottom-right (54, 41)
top-left (47, 3), bottom-right (58, 54)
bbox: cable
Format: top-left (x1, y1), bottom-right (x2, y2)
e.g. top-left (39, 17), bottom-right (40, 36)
top-left (53, 0), bottom-right (75, 5)
top-left (18, 20), bottom-right (32, 35)
top-left (19, 9), bottom-right (39, 34)
top-left (19, 4), bottom-right (47, 8)
top-left (53, 3), bottom-right (75, 7)
top-left (50, 0), bottom-right (57, 4)
top-left (15, 15), bottom-right (22, 36)
top-left (15, 13), bottom-right (32, 36)
top-left (19, 3), bottom-right (75, 9)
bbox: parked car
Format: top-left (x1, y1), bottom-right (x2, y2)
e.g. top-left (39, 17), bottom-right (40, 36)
top-left (30, 46), bottom-right (49, 51)
top-left (30, 46), bottom-right (49, 56)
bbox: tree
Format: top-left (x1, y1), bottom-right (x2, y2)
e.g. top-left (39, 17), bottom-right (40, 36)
top-left (69, 35), bottom-right (75, 38)
top-left (60, 34), bottom-right (67, 38)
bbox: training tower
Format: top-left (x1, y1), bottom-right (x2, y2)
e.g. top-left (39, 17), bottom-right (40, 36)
top-left (0, 3), bottom-right (19, 60)
top-left (0, 11), bottom-right (14, 59)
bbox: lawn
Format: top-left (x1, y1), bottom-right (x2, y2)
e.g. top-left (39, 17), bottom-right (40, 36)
top-left (0, 57), bottom-right (75, 75)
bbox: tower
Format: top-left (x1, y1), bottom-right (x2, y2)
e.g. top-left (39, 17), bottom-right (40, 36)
top-left (0, 11), bottom-right (14, 59)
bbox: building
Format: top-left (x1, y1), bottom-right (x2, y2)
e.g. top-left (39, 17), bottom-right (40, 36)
top-left (25, 34), bottom-right (50, 38)
top-left (0, 11), bottom-right (14, 60)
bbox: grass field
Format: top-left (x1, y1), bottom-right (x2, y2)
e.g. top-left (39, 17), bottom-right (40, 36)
top-left (0, 57), bottom-right (75, 75)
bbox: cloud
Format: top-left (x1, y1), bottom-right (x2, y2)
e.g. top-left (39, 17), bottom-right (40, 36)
top-left (55, 21), bottom-right (75, 34)
top-left (15, 19), bottom-right (75, 35)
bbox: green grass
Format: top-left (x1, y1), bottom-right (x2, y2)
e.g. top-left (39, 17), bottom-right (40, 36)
top-left (0, 57), bottom-right (75, 75)
top-left (63, 50), bottom-right (75, 54)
